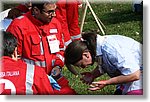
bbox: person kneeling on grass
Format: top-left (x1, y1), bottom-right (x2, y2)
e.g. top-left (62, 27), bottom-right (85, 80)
top-left (64, 32), bottom-right (143, 95)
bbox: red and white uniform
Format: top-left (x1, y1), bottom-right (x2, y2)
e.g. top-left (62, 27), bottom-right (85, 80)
top-left (7, 11), bottom-right (64, 75)
top-left (0, 56), bottom-right (54, 95)
top-left (7, 11), bottom-right (76, 95)
top-left (56, 0), bottom-right (81, 46)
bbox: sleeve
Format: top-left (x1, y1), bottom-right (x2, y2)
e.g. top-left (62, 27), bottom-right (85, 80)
top-left (103, 43), bottom-right (140, 76)
top-left (53, 19), bottom-right (65, 68)
top-left (33, 67), bottom-right (54, 95)
top-left (6, 20), bottom-right (23, 56)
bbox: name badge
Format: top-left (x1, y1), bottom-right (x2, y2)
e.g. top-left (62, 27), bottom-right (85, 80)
top-left (47, 35), bottom-right (60, 53)
top-left (50, 29), bottom-right (58, 34)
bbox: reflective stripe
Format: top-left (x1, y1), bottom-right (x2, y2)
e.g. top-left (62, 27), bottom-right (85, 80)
top-left (39, 36), bottom-right (44, 55)
top-left (60, 48), bottom-right (65, 51)
top-left (71, 34), bottom-right (81, 40)
top-left (64, 39), bottom-right (72, 46)
top-left (26, 64), bottom-right (35, 95)
top-left (22, 58), bottom-right (46, 67)
top-left (56, 54), bottom-right (64, 62)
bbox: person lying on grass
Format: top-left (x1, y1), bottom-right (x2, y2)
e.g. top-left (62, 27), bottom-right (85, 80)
top-left (64, 32), bottom-right (143, 95)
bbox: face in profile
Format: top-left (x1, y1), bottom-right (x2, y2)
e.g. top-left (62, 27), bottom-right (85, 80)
top-left (40, 3), bottom-right (56, 24)
top-left (75, 51), bottom-right (93, 68)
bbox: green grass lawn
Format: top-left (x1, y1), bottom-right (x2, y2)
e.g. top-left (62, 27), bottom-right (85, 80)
top-left (62, 1), bottom-right (143, 95)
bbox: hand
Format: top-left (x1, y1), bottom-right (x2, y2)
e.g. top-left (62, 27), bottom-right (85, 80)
top-left (88, 80), bottom-right (107, 91)
top-left (51, 66), bottom-right (61, 78)
top-left (80, 72), bottom-right (95, 84)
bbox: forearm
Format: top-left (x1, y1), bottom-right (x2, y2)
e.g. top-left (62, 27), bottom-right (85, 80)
top-left (106, 70), bottom-right (141, 85)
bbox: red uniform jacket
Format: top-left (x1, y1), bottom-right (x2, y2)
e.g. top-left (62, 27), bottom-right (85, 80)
top-left (7, 11), bottom-right (64, 75)
top-left (0, 56), bottom-right (54, 95)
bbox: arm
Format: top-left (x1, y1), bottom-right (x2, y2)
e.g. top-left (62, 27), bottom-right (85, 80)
top-left (34, 67), bottom-right (54, 95)
top-left (106, 70), bottom-right (141, 85)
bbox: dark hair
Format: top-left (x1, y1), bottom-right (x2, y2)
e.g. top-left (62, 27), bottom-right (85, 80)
top-left (32, 1), bottom-right (56, 12)
top-left (64, 32), bottom-right (97, 75)
top-left (64, 40), bottom-right (88, 75)
top-left (82, 32), bottom-right (97, 62)
top-left (7, 7), bottom-right (22, 19)
top-left (2, 31), bottom-right (17, 57)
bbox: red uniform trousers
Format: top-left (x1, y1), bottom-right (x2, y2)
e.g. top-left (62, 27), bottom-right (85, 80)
top-left (66, 0), bottom-right (81, 41)
top-left (56, 0), bottom-right (72, 46)
top-left (56, 0), bottom-right (81, 46)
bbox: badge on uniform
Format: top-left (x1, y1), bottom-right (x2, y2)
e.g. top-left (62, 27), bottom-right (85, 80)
top-left (47, 35), bottom-right (60, 53)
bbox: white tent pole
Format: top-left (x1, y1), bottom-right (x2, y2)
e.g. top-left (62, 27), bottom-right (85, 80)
top-left (85, 0), bottom-right (105, 35)
top-left (80, 3), bottom-right (88, 33)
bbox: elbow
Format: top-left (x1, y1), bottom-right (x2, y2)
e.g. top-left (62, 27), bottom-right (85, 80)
top-left (132, 70), bottom-right (141, 81)
top-left (134, 74), bottom-right (140, 80)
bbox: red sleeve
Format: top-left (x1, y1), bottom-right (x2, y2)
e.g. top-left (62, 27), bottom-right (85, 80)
top-left (52, 18), bottom-right (65, 68)
top-left (33, 67), bottom-right (54, 95)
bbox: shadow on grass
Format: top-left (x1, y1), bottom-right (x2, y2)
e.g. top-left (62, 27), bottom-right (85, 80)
top-left (102, 9), bottom-right (143, 25)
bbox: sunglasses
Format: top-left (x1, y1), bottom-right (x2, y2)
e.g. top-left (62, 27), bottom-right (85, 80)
top-left (42, 10), bottom-right (55, 15)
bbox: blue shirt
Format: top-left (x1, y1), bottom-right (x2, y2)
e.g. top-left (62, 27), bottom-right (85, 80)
top-left (0, 18), bottom-right (12, 31)
top-left (96, 35), bottom-right (143, 94)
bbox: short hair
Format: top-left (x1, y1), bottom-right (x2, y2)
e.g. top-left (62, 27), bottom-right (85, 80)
top-left (32, 0), bottom-right (56, 12)
top-left (2, 31), bottom-right (17, 57)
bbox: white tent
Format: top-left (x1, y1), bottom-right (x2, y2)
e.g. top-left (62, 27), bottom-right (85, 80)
top-left (0, 8), bottom-right (11, 22)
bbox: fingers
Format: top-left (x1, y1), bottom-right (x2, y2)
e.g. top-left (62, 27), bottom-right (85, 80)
top-left (92, 80), bottom-right (107, 85)
top-left (89, 83), bottom-right (99, 88)
top-left (88, 80), bottom-right (107, 91)
top-left (88, 84), bottom-right (106, 91)
top-left (88, 87), bottom-right (100, 91)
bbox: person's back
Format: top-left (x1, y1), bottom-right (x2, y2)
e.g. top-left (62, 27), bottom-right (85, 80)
top-left (1, 58), bottom-right (54, 95)
top-left (0, 31), bottom-right (54, 95)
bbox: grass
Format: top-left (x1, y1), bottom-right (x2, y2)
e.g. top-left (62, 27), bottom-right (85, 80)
top-left (62, 2), bottom-right (143, 95)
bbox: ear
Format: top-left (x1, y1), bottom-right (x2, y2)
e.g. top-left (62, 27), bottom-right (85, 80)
top-left (12, 47), bottom-right (18, 61)
top-left (82, 51), bottom-right (90, 59)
